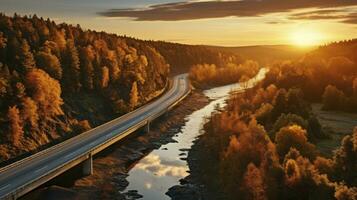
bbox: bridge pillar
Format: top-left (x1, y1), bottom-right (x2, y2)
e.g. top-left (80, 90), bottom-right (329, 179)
top-left (146, 121), bottom-right (150, 133)
top-left (82, 154), bottom-right (93, 176)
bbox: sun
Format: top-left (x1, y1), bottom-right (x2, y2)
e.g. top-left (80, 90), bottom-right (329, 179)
top-left (291, 29), bottom-right (322, 47)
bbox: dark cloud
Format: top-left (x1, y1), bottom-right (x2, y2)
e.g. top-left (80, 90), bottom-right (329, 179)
top-left (289, 9), bottom-right (357, 24)
top-left (289, 11), bottom-right (346, 20)
top-left (341, 13), bottom-right (357, 24)
top-left (98, 0), bottom-right (357, 21)
top-left (266, 21), bottom-right (290, 24)
top-left (266, 21), bottom-right (281, 24)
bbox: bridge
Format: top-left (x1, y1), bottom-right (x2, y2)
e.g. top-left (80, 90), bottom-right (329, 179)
top-left (0, 74), bottom-right (191, 199)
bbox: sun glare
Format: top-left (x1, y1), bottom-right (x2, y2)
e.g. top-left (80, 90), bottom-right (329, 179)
top-left (291, 29), bottom-right (322, 47)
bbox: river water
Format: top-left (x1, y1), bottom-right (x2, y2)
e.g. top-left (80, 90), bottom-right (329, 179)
top-left (123, 68), bottom-right (268, 200)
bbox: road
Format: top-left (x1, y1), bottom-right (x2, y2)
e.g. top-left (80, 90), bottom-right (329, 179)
top-left (0, 74), bottom-right (191, 199)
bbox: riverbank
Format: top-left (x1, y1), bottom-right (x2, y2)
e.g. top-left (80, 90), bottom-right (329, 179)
top-left (23, 90), bottom-right (209, 200)
top-left (23, 68), bottom-right (268, 200)
top-left (73, 90), bottom-right (209, 199)
top-left (168, 97), bottom-right (357, 200)
top-left (165, 69), bottom-right (269, 200)
top-left (166, 134), bottom-right (224, 200)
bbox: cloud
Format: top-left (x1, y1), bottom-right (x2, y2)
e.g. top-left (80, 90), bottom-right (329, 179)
top-left (266, 21), bottom-right (290, 24)
top-left (98, 0), bottom-right (357, 21)
top-left (135, 154), bottom-right (188, 177)
top-left (342, 13), bottom-right (357, 24)
top-left (289, 9), bottom-right (357, 24)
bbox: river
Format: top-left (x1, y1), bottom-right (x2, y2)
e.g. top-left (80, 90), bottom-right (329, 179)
top-left (122, 68), bottom-right (268, 199)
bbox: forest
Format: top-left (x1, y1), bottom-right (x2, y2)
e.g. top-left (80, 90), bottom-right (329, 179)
top-left (0, 13), bottom-right (172, 163)
top-left (189, 60), bottom-right (260, 88)
top-left (0, 13), bottom-right (242, 165)
top-left (146, 40), bottom-right (244, 75)
top-left (1, 11), bottom-right (356, 200)
top-left (195, 40), bottom-right (357, 200)
top-left (263, 39), bottom-right (357, 111)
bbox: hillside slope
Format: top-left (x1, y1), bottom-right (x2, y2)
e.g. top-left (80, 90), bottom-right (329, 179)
top-left (0, 13), bottom-right (250, 164)
top-left (0, 14), bottom-right (169, 164)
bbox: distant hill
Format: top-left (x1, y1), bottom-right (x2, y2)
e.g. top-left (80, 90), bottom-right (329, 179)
top-left (306, 39), bottom-right (357, 63)
top-left (145, 40), bottom-right (244, 75)
top-left (206, 45), bottom-right (315, 65)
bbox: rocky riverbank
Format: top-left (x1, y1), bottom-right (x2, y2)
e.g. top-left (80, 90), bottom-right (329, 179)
top-left (23, 90), bottom-right (209, 200)
top-left (166, 134), bottom-right (225, 200)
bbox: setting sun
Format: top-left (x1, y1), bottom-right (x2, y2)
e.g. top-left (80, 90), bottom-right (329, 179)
top-left (291, 29), bottom-right (323, 46)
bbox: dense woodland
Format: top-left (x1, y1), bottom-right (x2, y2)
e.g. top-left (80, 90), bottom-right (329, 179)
top-left (189, 60), bottom-right (260, 88)
top-left (196, 40), bottom-right (357, 199)
top-left (0, 13), bottom-right (171, 163)
top-left (263, 39), bottom-right (357, 112)
top-left (0, 13), bottom-right (246, 164)
top-left (146, 41), bottom-right (244, 75)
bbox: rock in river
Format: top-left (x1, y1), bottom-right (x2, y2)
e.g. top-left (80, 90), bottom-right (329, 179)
top-left (166, 184), bottom-right (201, 200)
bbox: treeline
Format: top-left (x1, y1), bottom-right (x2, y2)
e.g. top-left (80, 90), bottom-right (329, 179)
top-left (322, 84), bottom-right (357, 111)
top-left (189, 60), bottom-right (260, 89)
top-left (206, 45), bottom-right (312, 66)
top-left (0, 13), bottom-right (169, 163)
top-left (198, 83), bottom-right (356, 199)
top-left (146, 41), bottom-right (244, 75)
top-left (263, 39), bottom-right (357, 112)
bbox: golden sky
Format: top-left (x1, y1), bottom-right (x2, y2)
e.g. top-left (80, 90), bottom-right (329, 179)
top-left (1, 0), bottom-right (357, 46)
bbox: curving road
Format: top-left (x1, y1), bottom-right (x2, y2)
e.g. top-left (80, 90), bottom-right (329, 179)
top-left (0, 74), bottom-right (191, 199)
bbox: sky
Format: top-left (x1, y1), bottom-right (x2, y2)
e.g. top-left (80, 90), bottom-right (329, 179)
top-left (1, 0), bottom-right (357, 46)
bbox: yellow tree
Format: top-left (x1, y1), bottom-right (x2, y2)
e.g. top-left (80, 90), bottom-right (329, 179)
top-left (275, 125), bottom-right (315, 159)
top-left (129, 81), bottom-right (139, 110)
top-left (26, 69), bottom-right (64, 118)
top-left (21, 97), bottom-right (39, 128)
top-left (7, 106), bottom-right (23, 147)
top-left (36, 50), bottom-right (62, 80)
top-left (19, 39), bottom-right (35, 72)
top-left (100, 66), bottom-right (109, 88)
top-left (242, 163), bottom-right (267, 200)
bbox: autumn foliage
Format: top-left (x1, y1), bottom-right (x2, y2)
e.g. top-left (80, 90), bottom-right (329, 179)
top-left (147, 40), bottom-right (243, 75)
top-left (275, 125), bottom-right (315, 159)
top-left (7, 106), bottom-right (23, 147)
top-left (198, 77), bottom-right (357, 199)
top-left (0, 13), bottom-right (248, 163)
top-left (26, 68), bottom-right (64, 117)
top-left (262, 40), bottom-right (357, 113)
top-left (0, 13), bottom-right (171, 163)
top-left (189, 60), bottom-right (260, 88)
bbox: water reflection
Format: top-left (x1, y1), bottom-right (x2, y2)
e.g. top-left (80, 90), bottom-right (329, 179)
top-left (123, 68), bottom-right (267, 199)
top-left (204, 68), bottom-right (268, 99)
top-left (136, 154), bottom-right (188, 177)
